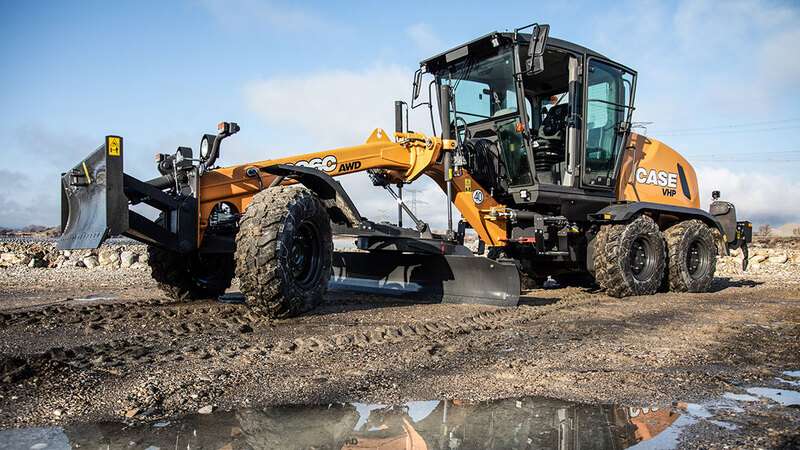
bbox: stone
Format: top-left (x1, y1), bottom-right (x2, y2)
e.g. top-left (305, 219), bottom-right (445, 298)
top-left (98, 249), bottom-right (120, 267)
top-left (82, 256), bottom-right (100, 269)
top-left (198, 405), bottom-right (214, 414)
top-left (749, 254), bottom-right (768, 263)
top-left (28, 258), bottom-right (46, 268)
top-left (138, 252), bottom-right (149, 264)
top-left (120, 251), bottom-right (137, 268)
top-left (768, 254), bottom-right (788, 264)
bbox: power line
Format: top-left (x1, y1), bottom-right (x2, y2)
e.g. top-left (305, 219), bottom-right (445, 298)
top-left (651, 117), bottom-right (800, 133)
top-left (682, 149), bottom-right (800, 156)
top-left (692, 158), bottom-right (800, 162)
top-left (658, 124), bottom-right (800, 136)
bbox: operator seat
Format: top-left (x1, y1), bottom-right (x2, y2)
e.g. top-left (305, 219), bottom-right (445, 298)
top-left (532, 103), bottom-right (568, 182)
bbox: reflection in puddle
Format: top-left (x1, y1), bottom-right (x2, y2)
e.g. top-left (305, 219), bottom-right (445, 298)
top-left (1, 383), bottom-right (798, 450)
top-left (0, 397), bottom-right (681, 450)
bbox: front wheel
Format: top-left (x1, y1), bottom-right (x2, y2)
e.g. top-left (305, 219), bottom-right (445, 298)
top-left (664, 220), bottom-right (717, 292)
top-left (235, 186), bottom-right (333, 318)
top-left (597, 215), bottom-right (666, 298)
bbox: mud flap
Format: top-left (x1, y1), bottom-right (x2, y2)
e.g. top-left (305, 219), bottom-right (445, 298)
top-left (329, 251), bottom-right (521, 307)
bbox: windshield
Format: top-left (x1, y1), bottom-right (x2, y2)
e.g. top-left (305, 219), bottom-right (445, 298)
top-left (439, 49), bottom-right (518, 125)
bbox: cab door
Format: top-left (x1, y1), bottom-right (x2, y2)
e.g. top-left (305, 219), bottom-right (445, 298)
top-left (580, 58), bottom-right (636, 190)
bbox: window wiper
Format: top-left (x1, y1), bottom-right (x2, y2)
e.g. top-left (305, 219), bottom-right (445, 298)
top-left (453, 110), bottom-right (491, 119)
top-left (587, 98), bottom-right (632, 109)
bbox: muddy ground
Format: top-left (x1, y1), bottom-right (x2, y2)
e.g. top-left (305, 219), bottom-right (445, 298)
top-left (1, 243), bottom-right (799, 448)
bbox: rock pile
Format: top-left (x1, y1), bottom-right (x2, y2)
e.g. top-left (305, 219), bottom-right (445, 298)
top-left (0, 241), bottom-right (149, 270)
top-left (716, 245), bottom-right (800, 279)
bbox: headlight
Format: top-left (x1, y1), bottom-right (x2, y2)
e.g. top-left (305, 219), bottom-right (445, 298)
top-left (200, 134), bottom-right (216, 160)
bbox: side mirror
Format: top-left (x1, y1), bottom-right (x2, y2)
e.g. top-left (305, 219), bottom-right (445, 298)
top-left (526, 24), bottom-right (550, 75)
top-left (412, 69), bottom-right (423, 100)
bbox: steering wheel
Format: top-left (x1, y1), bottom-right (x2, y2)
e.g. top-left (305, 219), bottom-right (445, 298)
top-left (541, 103), bottom-right (569, 137)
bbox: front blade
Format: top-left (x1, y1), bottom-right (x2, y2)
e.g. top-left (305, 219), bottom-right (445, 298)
top-left (58, 136), bottom-right (127, 250)
top-left (329, 251), bottom-right (520, 307)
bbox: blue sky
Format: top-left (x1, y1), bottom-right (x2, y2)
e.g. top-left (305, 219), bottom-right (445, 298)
top-left (1, 0), bottom-right (799, 230)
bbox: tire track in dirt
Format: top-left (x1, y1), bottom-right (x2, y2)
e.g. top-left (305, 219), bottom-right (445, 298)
top-left (273, 304), bottom-right (554, 356)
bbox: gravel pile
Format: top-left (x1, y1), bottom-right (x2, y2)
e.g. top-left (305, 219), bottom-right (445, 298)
top-left (0, 242), bottom-right (149, 271)
top-left (716, 245), bottom-right (800, 282)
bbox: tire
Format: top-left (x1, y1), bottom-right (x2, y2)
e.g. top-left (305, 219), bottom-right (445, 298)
top-left (147, 245), bottom-right (234, 301)
top-left (235, 185), bottom-right (333, 318)
top-left (664, 220), bottom-right (717, 292)
top-left (597, 215), bottom-right (666, 298)
top-left (592, 225), bottom-right (612, 287)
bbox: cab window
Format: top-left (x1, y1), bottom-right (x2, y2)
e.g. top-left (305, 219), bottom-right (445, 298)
top-left (583, 59), bottom-right (634, 188)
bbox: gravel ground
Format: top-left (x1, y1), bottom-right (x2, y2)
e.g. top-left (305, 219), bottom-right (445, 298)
top-left (0, 243), bottom-right (798, 448)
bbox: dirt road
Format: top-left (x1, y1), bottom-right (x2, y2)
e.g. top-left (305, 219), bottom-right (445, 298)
top-left (1, 249), bottom-right (799, 447)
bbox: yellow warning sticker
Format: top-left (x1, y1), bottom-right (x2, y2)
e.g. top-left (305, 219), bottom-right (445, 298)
top-left (107, 136), bottom-right (121, 156)
top-left (464, 178), bottom-right (472, 192)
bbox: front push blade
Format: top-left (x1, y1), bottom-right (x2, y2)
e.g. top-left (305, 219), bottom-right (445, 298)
top-left (59, 136), bottom-right (128, 250)
top-left (329, 252), bottom-right (520, 307)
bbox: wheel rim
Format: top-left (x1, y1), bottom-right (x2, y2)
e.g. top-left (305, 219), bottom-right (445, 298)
top-left (629, 236), bottom-right (657, 281)
top-left (288, 220), bottom-right (322, 289)
top-left (686, 238), bottom-right (711, 279)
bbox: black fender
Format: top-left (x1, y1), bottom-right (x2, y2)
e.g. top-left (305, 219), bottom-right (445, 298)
top-left (261, 164), bottom-right (363, 227)
top-left (587, 202), bottom-right (731, 265)
top-left (590, 202), bottom-right (725, 234)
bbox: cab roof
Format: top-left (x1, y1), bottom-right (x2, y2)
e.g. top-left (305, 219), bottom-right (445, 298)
top-left (419, 31), bottom-right (613, 73)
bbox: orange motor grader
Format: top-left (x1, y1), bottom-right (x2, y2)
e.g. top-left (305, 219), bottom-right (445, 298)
top-left (59, 23), bottom-right (751, 318)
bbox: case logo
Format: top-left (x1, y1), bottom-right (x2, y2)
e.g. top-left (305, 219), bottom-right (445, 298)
top-left (636, 167), bottom-right (678, 197)
top-left (295, 155), bottom-right (337, 172)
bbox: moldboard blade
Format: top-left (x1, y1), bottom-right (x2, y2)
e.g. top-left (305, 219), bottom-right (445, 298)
top-left (329, 251), bottom-right (520, 307)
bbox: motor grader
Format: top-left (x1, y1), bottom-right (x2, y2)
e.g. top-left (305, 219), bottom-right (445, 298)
top-left (59, 23), bottom-right (751, 318)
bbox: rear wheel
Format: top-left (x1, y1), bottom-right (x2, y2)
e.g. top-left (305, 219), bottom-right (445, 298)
top-left (235, 186), bottom-right (333, 318)
top-left (664, 220), bottom-right (717, 292)
top-left (596, 215), bottom-right (665, 298)
top-left (147, 246), bottom-right (234, 301)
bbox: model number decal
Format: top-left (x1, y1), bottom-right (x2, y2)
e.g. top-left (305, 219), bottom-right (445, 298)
top-left (295, 155), bottom-right (337, 172)
top-left (338, 161), bottom-right (362, 172)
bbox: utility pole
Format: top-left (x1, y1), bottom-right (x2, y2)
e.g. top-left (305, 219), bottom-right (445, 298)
top-left (404, 189), bottom-right (426, 215)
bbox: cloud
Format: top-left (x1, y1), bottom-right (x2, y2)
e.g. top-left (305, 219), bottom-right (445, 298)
top-left (244, 65), bottom-right (450, 227)
top-left (406, 23), bottom-right (444, 55)
top-left (696, 166), bottom-right (800, 226)
top-left (0, 169), bottom-right (58, 228)
top-left (590, 0), bottom-right (800, 127)
top-left (245, 65), bottom-right (430, 148)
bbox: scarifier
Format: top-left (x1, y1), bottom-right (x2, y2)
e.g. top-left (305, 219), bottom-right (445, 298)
top-left (59, 23), bottom-right (751, 318)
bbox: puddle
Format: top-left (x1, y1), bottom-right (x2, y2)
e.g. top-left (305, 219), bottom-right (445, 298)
top-left (0, 397), bottom-right (684, 450)
top-left (73, 294), bottom-right (117, 302)
top-left (745, 387), bottom-right (800, 406)
top-left (1, 386), bottom-right (797, 449)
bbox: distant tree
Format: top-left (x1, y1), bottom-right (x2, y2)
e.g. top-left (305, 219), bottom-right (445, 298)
top-left (757, 224), bottom-right (773, 237)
